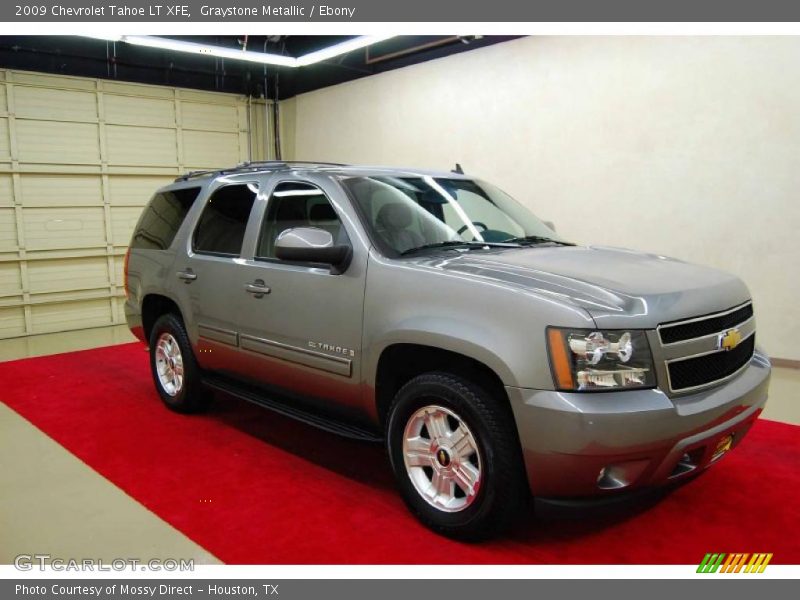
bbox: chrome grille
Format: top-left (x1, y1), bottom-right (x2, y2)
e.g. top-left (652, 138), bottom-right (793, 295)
top-left (656, 301), bottom-right (755, 393)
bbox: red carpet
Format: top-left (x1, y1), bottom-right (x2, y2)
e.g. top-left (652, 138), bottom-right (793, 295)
top-left (1, 342), bottom-right (798, 564)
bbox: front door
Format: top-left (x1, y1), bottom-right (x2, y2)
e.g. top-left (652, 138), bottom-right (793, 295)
top-left (233, 180), bottom-right (366, 416)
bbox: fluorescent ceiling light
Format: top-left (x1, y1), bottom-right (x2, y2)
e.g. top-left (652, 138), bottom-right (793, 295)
top-left (124, 36), bottom-right (297, 67)
top-left (82, 34), bottom-right (123, 42)
top-left (294, 35), bottom-right (396, 66)
top-left (80, 35), bottom-right (394, 68)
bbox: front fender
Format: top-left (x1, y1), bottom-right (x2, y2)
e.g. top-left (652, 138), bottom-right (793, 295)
top-left (364, 317), bottom-right (519, 390)
top-left (361, 252), bottom-right (596, 395)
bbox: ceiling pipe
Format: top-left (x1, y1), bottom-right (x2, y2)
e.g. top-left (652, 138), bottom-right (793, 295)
top-left (365, 36), bottom-right (461, 65)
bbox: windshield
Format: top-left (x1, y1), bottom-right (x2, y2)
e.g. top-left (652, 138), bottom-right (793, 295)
top-left (341, 175), bottom-right (563, 255)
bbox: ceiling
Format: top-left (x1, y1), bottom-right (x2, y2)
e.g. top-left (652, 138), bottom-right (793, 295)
top-left (0, 35), bottom-right (520, 99)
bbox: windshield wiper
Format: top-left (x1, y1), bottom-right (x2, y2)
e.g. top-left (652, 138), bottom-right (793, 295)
top-left (501, 235), bottom-right (574, 246)
top-left (400, 240), bottom-right (514, 256)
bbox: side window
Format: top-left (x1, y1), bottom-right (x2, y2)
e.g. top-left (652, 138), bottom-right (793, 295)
top-left (193, 184), bottom-right (258, 256)
top-left (130, 187), bottom-right (201, 250)
top-left (257, 182), bottom-right (345, 259)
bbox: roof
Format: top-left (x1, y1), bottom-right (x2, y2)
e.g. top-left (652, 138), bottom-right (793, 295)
top-left (173, 161), bottom-right (468, 183)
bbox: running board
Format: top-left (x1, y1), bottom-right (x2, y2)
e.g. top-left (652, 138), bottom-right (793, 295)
top-left (203, 375), bottom-right (383, 443)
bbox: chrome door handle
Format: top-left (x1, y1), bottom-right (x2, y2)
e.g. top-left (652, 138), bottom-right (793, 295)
top-left (245, 280), bottom-right (271, 298)
top-left (176, 269), bottom-right (197, 282)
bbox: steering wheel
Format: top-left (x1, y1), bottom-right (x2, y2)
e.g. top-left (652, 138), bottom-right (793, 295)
top-left (457, 222), bottom-right (488, 236)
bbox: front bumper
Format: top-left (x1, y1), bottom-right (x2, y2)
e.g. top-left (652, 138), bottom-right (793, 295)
top-left (507, 348), bottom-right (771, 497)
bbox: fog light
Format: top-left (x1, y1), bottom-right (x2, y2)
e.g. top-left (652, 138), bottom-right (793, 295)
top-left (596, 467), bottom-right (607, 484)
top-left (669, 448), bottom-right (705, 478)
top-left (596, 459), bottom-right (650, 490)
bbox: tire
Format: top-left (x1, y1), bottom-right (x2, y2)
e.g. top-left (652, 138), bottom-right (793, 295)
top-left (148, 313), bottom-right (209, 414)
top-left (386, 372), bottom-right (529, 540)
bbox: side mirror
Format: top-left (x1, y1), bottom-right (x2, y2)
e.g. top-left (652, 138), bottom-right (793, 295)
top-left (274, 227), bottom-right (351, 274)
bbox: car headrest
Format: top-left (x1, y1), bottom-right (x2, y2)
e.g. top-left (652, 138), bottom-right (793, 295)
top-left (377, 203), bottom-right (413, 230)
top-left (309, 203), bottom-right (337, 222)
top-left (370, 189), bottom-right (402, 206)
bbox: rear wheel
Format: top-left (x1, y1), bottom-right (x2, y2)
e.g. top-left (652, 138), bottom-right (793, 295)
top-left (386, 372), bottom-right (528, 540)
top-left (149, 313), bottom-right (208, 413)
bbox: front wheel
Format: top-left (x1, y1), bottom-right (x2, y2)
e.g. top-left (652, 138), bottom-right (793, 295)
top-left (386, 372), bottom-right (529, 540)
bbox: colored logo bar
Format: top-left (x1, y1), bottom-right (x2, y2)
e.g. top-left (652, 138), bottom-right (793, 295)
top-left (697, 553), bottom-right (773, 573)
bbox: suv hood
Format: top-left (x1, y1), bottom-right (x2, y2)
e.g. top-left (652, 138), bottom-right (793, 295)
top-left (410, 245), bottom-right (750, 328)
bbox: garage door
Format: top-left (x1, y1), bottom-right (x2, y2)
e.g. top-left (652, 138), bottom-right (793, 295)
top-left (0, 69), bottom-right (252, 339)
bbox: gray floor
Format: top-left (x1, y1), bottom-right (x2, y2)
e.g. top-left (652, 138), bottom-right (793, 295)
top-left (0, 404), bottom-right (220, 565)
top-left (0, 326), bottom-right (220, 565)
top-left (0, 325), bottom-right (797, 564)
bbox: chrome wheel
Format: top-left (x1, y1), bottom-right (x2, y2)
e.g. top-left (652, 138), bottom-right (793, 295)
top-left (154, 332), bottom-right (184, 396)
top-left (402, 405), bottom-right (482, 513)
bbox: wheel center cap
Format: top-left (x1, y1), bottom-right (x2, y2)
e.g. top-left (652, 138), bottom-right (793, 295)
top-left (436, 447), bottom-right (451, 468)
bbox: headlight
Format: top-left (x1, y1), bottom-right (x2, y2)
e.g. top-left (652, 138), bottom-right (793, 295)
top-left (546, 328), bottom-right (656, 391)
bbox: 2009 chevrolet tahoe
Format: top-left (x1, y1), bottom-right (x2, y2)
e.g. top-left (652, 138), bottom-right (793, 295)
top-left (125, 161), bottom-right (770, 539)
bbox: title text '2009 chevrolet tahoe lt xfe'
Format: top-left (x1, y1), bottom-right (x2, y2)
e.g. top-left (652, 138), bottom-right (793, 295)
top-left (125, 161), bottom-right (770, 539)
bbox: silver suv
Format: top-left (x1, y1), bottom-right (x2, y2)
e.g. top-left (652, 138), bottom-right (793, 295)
top-left (125, 161), bottom-right (770, 539)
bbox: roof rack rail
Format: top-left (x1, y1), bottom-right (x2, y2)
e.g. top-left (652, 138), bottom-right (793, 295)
top-left (174, 160), bottom-right (349, 182)
top-left (238, 160), bottom-right (349, 168)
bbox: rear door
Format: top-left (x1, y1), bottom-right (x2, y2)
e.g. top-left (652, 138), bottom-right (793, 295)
top-left (170, 180), bottom-right (259, 375)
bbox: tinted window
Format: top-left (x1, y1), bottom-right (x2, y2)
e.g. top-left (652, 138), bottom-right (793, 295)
top-left (343, 176), bottom-right (561, 254)
top-left (193, 184), bottom-right (258, 256)
top-left (257, 182), bottom-right (346, 258)
top-left (130, 187), bottom-right (200, 250)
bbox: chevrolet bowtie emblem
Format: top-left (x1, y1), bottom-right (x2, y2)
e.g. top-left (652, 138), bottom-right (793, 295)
top-left (718, 328), bottom-right (742, 351)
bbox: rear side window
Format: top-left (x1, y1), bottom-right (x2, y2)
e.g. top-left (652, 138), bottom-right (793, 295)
top-left (193, 183), bottom-right (258, 256)
top-left (130, 187), bottom-right (200, 250)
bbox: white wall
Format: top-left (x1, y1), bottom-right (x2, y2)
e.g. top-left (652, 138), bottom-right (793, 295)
top-left (294, 36), bottom-right (800, 360)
